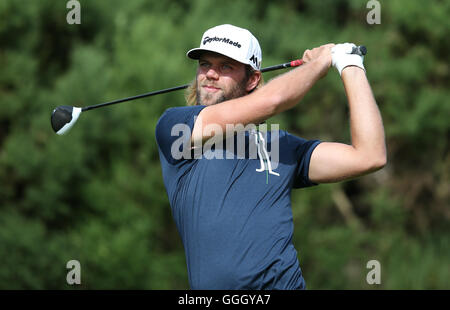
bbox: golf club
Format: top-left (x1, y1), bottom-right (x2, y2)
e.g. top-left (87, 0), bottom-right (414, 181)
top-left (51, 45), bottom-right (367, 135)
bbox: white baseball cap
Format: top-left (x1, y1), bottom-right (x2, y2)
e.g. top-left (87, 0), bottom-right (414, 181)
top-left (186, 24), bottom-right (262, 71)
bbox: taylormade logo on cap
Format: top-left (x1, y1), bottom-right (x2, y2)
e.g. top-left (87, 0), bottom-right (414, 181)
top-left (187, 24), bottom-right (262, 70)
top-left (203, 36), bottom-right (242, 48)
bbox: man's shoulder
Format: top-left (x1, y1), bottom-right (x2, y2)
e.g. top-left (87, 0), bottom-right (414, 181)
top-left (269, 129), bottom-right (321, 152)
top-left (155, 105), bottom-right (207, 162)
top-left (265, 128), bottom-right (296, 140)
top-left (276, 129), bottom-right (315, 140)
top-left (162, 105), bottom-right (206, 114)
top-left (157, 105), bottom-right (188, 120)
top-left (157, 105), bottom-right (206, 125)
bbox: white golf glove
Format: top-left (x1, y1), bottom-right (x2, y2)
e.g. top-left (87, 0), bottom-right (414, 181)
top-left (331, 43), bottom-right (365, 76)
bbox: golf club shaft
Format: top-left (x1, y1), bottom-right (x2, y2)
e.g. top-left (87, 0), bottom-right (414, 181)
top-left (81, 45), bottom-right (366, 112)
top-left (81, 59), bottom-right (304, 112)
top-left (82, 84), bottom-right (189, 112)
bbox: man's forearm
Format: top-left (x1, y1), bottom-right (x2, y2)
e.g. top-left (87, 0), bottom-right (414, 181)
top-left (341, 67), bottom-right (386, 165)
top-left (258, 57), bottom-right (329, 115)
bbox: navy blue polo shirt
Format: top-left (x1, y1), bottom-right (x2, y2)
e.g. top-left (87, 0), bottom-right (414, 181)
top-left (155, 105), bottom-right (321, 289)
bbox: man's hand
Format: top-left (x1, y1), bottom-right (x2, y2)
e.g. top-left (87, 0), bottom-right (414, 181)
top-left (331, 43), bottom-right (365, 76)
top-left (301, 43), bottom-right (335, 78)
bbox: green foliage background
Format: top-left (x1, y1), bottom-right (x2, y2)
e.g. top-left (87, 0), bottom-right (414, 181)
top-left (0, 0), bottom-right (448, 289)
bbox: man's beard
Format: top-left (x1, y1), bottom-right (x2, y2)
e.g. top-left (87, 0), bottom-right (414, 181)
top-left (197, 78), bottom-right (248, 106)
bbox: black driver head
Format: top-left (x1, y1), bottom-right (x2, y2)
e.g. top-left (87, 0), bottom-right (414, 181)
top-left (51, 106), bottom-right (82, 135)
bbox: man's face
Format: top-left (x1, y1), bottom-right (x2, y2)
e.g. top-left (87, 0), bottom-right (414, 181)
top-left (196, 52), bottom-right (249, 106)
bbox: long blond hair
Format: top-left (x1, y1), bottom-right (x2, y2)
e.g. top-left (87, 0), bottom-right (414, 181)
top-left (185, 65), bottom-right (265, 106)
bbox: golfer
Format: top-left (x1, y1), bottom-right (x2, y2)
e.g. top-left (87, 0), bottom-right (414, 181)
top-left (155, 24), bottom-right (386, 289)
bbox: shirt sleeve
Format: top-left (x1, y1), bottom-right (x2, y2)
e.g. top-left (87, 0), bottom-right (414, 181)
top-left (155, 105), bottom-right (206, 165)
top-left (287, 133), bottom-right (321, 188)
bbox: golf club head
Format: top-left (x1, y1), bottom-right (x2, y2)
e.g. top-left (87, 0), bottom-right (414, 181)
top-left (51, 106), bottom-right (82, 135)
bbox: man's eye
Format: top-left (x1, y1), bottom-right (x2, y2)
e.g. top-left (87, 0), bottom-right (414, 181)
top-left (222, 64), bottom-right (232, 70)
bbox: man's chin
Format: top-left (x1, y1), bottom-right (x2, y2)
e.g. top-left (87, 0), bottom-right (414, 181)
top-left (199, 94), bottom-right (226, 106)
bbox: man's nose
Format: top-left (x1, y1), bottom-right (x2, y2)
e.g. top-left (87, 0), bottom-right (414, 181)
top-left (205, 67), bottom-right (219, 80)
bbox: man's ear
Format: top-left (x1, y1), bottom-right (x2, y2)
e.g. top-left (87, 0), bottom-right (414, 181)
top-left (246, 71), bottom-right (261, 93)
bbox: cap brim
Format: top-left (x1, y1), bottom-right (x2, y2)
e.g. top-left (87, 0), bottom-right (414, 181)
top-left (186, 48), bottom-right (220, 60)
top-left (186, 48), bottom-right (253, 67)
